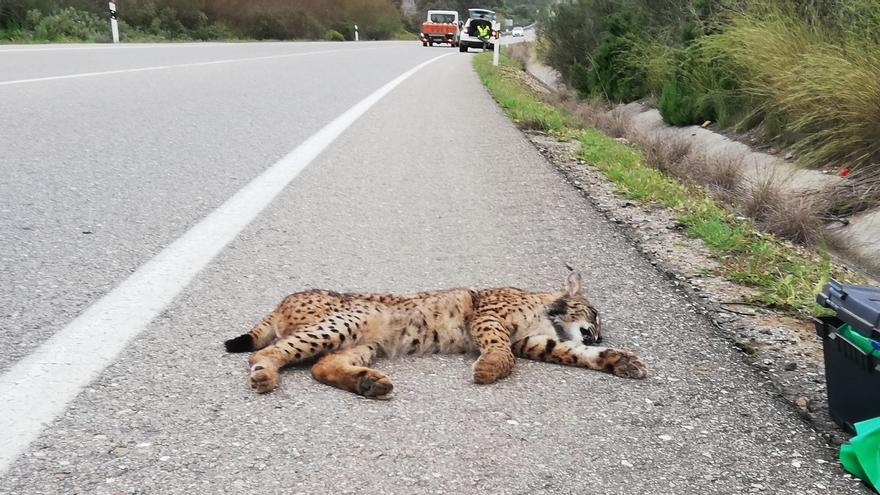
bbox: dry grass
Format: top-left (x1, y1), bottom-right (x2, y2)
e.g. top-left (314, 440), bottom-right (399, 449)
top-left (762, 194), bottom-right (826, 245)
top-left (824, 167), bottom-right (880, 218)
top-left (740, 173), bottom-right (785, 222)
top-left (596, 107), bottom-right (631, 138)
top-left (737, 171), bottom-right (827, 245)
top-left (542, 89), bottom-right (609, 129)
top-left (506, 42), bottom-right (530, 67)
top-left (642, 135), bottom-right (692, 176)
top-left (689, 150), bottom-right (746, 201)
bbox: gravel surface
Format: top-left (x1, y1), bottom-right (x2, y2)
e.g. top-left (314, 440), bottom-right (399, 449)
top-left (0, 43), bottom-right (868, 494)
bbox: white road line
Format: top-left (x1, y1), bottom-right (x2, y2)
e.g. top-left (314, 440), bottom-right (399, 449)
top-left (0, 47), bottom-right (370, 86)
top-left (0, 51), bottom-right (451, 475)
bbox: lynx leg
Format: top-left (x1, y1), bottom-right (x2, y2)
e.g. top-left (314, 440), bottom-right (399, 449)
top-left (512, 335), bottom-right (647, 379)
top-left (310, 344), bottom-right (392, 398)
top-left (468, 313), bottom-right (515, 384)
top-left (248, 316), bottom-right (366, 394)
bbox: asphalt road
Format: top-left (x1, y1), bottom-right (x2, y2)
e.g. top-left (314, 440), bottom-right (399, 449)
top-left (0, 41), bottom-right (866, 494)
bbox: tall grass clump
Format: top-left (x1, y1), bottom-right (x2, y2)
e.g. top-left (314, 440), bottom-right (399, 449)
top-left (701, 0), bottom-right (880, 171)
top-left (658, 43), bottom-right (742, 127)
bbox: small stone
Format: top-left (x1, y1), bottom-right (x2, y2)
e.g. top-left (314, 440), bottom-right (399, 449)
top-left (784, 362), bottom-right (797, 371)
top-left (658, 434), bottom-right (673, 442)
top-left (506, 419), bottom-right (519, 425)
top-left (795, 397), bottom-right (808, 409)
top-left (110, 447), bottom-right (129, 457)
top-left (791, 460), bottom-right (802, 468)
top-left (621, 460), bottom-right (633, 468)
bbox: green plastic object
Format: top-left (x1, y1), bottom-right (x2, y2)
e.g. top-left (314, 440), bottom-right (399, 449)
top-left (840, 416), bottom-right (880, 492)
top-left (838, 324), bottom-right (880, 358)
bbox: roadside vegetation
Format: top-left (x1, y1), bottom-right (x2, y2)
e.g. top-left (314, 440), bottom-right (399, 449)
top-left (474, 52), bottom-right (855, 315)
top-left (0, 0), bottom-right (409, 42)
top-left (537, 0), bottom-right (880, 177)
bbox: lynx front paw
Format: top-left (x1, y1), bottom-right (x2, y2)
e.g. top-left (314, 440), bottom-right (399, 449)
top-left (250, 365), bottom-right (279, 393)
top-left (604, 350), bottom-right (648, 379)
top-left (472, 350), bottom-right (514, 384)
top-left (356, 370), bottom-right (393, 398)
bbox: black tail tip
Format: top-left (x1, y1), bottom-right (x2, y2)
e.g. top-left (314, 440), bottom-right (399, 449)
top-left (224, 334), bottom-right (254, 353)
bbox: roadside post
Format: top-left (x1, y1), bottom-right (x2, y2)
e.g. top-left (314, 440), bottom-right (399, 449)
top-left (354, 24), bottom-right (359, 41)
top-left (108, 1), bottom-right (119, 43)
top-left (492, 29), bottom-right (500, 66)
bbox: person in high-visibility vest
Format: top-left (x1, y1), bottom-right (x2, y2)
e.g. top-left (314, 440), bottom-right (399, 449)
top-left (476, 23), bottom-right (490, 50)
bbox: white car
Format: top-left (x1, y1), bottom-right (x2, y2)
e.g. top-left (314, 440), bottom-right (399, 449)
top-left (459, 9), bottom-right (498, 53)
top-left (512, 26), bottom-right (524, 37)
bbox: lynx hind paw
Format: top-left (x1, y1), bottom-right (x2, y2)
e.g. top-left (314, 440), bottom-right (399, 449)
top-left (250, 365), bottom-right (279, 393)
top-left (356, 371), bottom-right (394, 398)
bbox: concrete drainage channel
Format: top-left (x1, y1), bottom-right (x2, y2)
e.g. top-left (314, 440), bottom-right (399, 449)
top-left (521, 51), bottom-right (880, 279)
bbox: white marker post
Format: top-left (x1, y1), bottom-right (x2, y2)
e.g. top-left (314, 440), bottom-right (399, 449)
top-left (492, 29), bottom-right (500, 66)
top-left (354, 24), bottom-right (359, 42)
top-left (108, 2), bottom-right (119, 43)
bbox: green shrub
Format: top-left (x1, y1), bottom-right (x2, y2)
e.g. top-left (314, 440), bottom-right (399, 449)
top-left (323, 28), bottom-right (344, 41)
top-left (569, 62), bottom-right (591, 99)
top-left (33, 7), bottom-right (107, 42)
top-left (540, 0), bottom-right (618, 80)
top-left (191, 22), bottom-right (236, 41)
top-left (620, 35), bottom-right (677, 98)
top-left (658, 44), bottom-right (741, 127)
top-left (587, 34), bottom-right (649, 103)
top-left (659, 80), bottom-right (697, 126)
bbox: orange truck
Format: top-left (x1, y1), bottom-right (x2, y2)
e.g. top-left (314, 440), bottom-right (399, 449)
top-left (420, 10), bottom-right (461, 47)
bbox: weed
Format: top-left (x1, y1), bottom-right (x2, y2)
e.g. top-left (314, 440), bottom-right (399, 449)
top-left (762, 194), bottom-right (826, 246)
top-left (596, 107), bottom-right (630, 138)
top-left (740, 173), bottom-right (785, 223)
top-left (642, 135), bottom-right (692, 176)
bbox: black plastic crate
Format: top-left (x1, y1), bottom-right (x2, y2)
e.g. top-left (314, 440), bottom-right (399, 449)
top-left (817, 280), bottom-right (880, 336)
top-left (815, 280), bottom-right (880, 433)
top-left (814, 316), bottom-right (880, 433)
